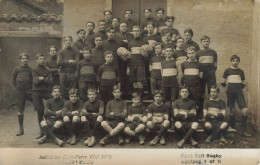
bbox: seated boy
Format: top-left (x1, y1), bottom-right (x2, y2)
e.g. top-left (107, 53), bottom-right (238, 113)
top-left (124, 92), bottom-right (147, 144)
top-left (62, 88), bottom-right (83, 145)
top-left (81, 89), bottom-right (104, 147)
top-left (146, 90), bottom-right (170, 145)
top-left (221, 55), bottom-right (251, 137)
top-left (37, 86), bottom-right (64, 146)
top-left (99, 86), bottom-right (127, 146)
top-left (76, 47), bottom-right (97, 102)
top-left (173, 86), bottom-right (199, 148)
top-left (203, 85), bottom-right (228, 143)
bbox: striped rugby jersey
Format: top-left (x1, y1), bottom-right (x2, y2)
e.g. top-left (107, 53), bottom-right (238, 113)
top-left (223, 67), bottom-right (245, 91)
top-left (161, 59), bottom-right (178, 87)
top-left (181, 61), bottom-right (202, 86)
top-left (150, 55), bottom-right (165, 79)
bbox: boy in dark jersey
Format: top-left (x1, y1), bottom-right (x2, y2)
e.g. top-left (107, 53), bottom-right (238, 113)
top-left (32, 53), bottom-right (53, 139)
top-left (91, 34), bottom-right (106, 70)
top-left (57, 36), bottom-right (79, 100)
top-left (81, 89), bottom-right (104, 147)
top-left (37, 86), bottom-right (64, 146)
top-left (147, 90), bottom-right (170, 145)
top-left (150, 43), bottom-right (165, 95)
top-left (221, 55), bottom-right (251, 137)
top-left (174, 36), bottom-right (187, 64)
top-left (124, 92), bottom-right (147, 144)
top-left (162, 29), bottom-right (176, 51)
top-left (203, 86), bottom-right (229, 143)
top-left (161, 16), bottom-right (180, 40)
top-left (103, 10), bottom-right (112, 29)
top-left (142, 8), bottom-right (156, 31)
top-left (181, 46), bottom-right (203, 118)
top-left (85, 21), bottom-right (95, 49)
top-left (197, 35), bottom-right (217, 96)
top-left (62, 88), bottom-right (83, 145)
top-left (99, 86), bottom-right (127, 146)
top-left (112, 17), bottom-right (120, 33)
top-left (13, 52), bottom-right (33, 136)
top-left (72, 29), bottom-right (88, 61)
top-left (97, 50), bottom-right (120, 107)
top-left (45, 45), bottom-right (59, 88)
top-left (173, 86), bottom-right (199, 148)
top-left (182, 29), bottom-right (200, 51)
top-left (76, 47), bottom-right (96, 102)
top-left (94, 20), bottom-right (108, 41)
top-left (128, 25), bottom-right (149, 98)
top-left (155, 8), bottom-right (166, 33)
top-left (123, 9), bottom-right (134, 33)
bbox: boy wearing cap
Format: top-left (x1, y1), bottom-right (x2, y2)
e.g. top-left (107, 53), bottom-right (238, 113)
top-left (13, 52), bottom-right (33, 136)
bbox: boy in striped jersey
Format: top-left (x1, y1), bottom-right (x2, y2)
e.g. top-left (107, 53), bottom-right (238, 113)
top-left (182, 29), bottom-right (200, 51)
top-left (181, 46), bottom-right (203, 119)
top-left (97, 50), bottom-right (120, 107)
top-left (203, 86), bottom-right (229, 143)
top-left (174, 36), bottom-right (187, 64)
top-left (13, 52), bottom-right (33, 136)
top-left (147, 90), bottom-right (170, 145)
top-left (81, 89), bottom-right (104, 147)
top-left (76, 47), bottom-right (97, 102)
top-left (150, 43), bottom-right (165, 95)
top-left (196, 35), bottom-right (217, 96)
top-left (221, 55), bottom-right (251, 137)
top-left (124, 92), bottom-right (147, 144)
top-left (173, 86), bottom-right (199, 148)
top-left (128, 25), bottom-right (149, 98)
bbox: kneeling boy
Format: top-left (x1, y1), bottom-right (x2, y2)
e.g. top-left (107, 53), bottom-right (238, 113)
top-left (173, 86), bottom-right (199, 148)
top-left (81, 89), bottom-right (104, 147)
top-left (100, 86), bottom-right (127, 146)
top-left (147, 90), bottom-right (170, 145)
top-left (203, 86), bottom-right (228, 143)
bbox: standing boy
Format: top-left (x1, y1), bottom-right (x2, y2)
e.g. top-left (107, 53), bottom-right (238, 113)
top-left (123, 9), bottom-right (134, 33)
top-left (173, 86), bottom-right (199, 148)
top-left (85, 21), bottom-right (95, 49)
top-left (174, 36), bottom-right (187, 64)
top-left (124, 92), bottom-right (147, 144)
top-left (203, 86), bottom-right (229, 143)
top-left (155, 8), bottom-right (166, 33)
top-left (197, 35), bottom-right (217, 96)
top-left (221, 55), bottom-right (251, 137)
top-left (76, 47), bottom-right (96, 102)
top-left (45, 45), bottom-right (59, 88)
top-left (97, 50), bottom-right (120, 107)
top-left (146, 90), bottom-right (170, 145)
top-left (91, 34), bottom-right (106, 70)
top-left (62, 88), bottom-right (83, 145)
top-left (37, 86), bottom-right (64, 146)
top-left (57, 36), bottom-right (79, 100)
top-left (182, 29), bottom-right (200, 51)
top-left (94, 20), bottom-right (108, 41)
top-left (13, 52), bottom-right (33, 136)
top-left (32, 53), bottom-right (53, 139)
top-left (72, 29), bottom-right (88, 61)
top-left (161, 16), bottom-right (180, 40)
top-left (81, 89), bottom-right (104, 147)
top-left (100, 86), bottom-right (127, 146)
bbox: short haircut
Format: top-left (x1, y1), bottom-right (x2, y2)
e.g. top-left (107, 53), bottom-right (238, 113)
top-left (230, 55), bottom-right (240, 62)
top-left (144, 8), bottom-right (152, 12)
top-left (106, 27), bottom-right (115, 32)
top-left (103, 10), bottom-right (112, 15)
top-left (156, 8), bottom-right (165, 13)
top-left (82, 47), bottom-right (92, 53)
top-left (64, 35), bottom-right (73, 41)
top-left (132, 25), bottom-right (141, 30)
top-left (86, 21), bottom-right (95, 28)
top-left (69, 88), bottom-right (79, 95)
top-left (146, 22), bottom-right (155, 27)
top-left (125, 9), bottom-right (133, 14)
top-left (176, 36), bottom-right (184, 42)
top-left (93, 34), bottom-right (103, 40)
top-left (154, 42), bottom-right (163, 48)
top-left (104, 50), bottom-right (113, 58)
top-left (154, 90), bottom-right (163, 96)
top-left (87, 88), bottom-right (97, 94)
top-left (112, 17), bottom-right (120, 22)
top-left (186, 46), bottom-right (196, 52)
top-left (165, 16), bottom-right (175, 22)
top-left (200, 35), bottom-right (210, 41)
top-left (77, 29), bottom-right (86, 34)
top-left (164, 46), bottom-right (174, 51)
top-left (179, 85), bottom-right (190, 93)
top-left (36, 53), bottom-right (44, 59)
top-left (112, 85), bottom-right (121, 92)
top-left (210, 85), bottom-right (220, 93)
top-left (52, 85), bottom-right (60, 91)
top-left (163, 29), bottom-right (173, 36)
top-left (184, 29), bottom-right (193, 36)
top-left (49, 45), bottom-right (57, 52)
top-left (98, 20), bottom-right (106, 24)
top-left (132, 92), bottom-right (141, 99)
top-left (19, 52), bottom-right (29, 59)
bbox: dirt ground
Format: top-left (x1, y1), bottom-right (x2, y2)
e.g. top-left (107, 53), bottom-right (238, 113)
top-left (0, 105), bottom-right (258, 149)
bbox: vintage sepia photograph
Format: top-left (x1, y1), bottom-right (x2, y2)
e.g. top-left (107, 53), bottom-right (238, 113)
top-left (0, 0), bottom-right (259, 164)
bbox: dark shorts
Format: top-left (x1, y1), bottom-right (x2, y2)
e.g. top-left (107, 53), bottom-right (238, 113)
top-left (126, 121), bottom-right (144, 130)
top-left (84, 116), bottom-right (98, 129)
top-left (203, 120), bottom-right (228, 134)
top-left (45, 118), bottom-right (63, 127)
top-left (162, 86), bottom-right (178, 102)
top-left (129, 65), bottom-right (146, 83)
top-left (175, 120), bottom-right (193, 130)
top-left (226, 89), bottom-right (247, 109)
top-left (107, 120), bottom-right (125, 128)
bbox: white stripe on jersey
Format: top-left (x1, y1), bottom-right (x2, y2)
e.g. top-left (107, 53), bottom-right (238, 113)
top-left (199, 56), bottom-right (214, 63)
top-left (184, 68), bottom-right (199, 75)
top-left (227, 75), bottom-right (242, 83)
top-left (131, 47), bottom-right (141, 54)
top-left (208, 107), bottom-right (220, 114)
top-left (162, 68), bottom-right (177, 76)
top-left (152, 62), bottom-right (161, 69)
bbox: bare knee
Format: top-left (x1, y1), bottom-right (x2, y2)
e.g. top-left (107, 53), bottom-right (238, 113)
top-left (97, 116), bottom-right (103, 122)
top-left (40, 120), bottom-right (47, 127)
top-left (53, 121), bottom-right (63, 129)
top-left (101, 121), bottom-right (108, 127)
top-left (242, 108), bottom-right (248, 116)
top-left (162, 120), bottom-right (170, 128)
top-left (63, 116), bottom-right (70, 123)
top-left (146, 121), bottom-right (154, 129)
top-left (175, 121), bottom-right (182, 129)
top-left (81, 116), bottom-right (87, 122)
top-left (205, 122), bottom-right (212, 129)
top-left (72, 116), bottom-right (80, 123)
top-left (191, 122), bottom-right (199, 130)
top-left (220, 122), bottom-right (228, 130)
top-left (137, 82), bottom-right (143, 88)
